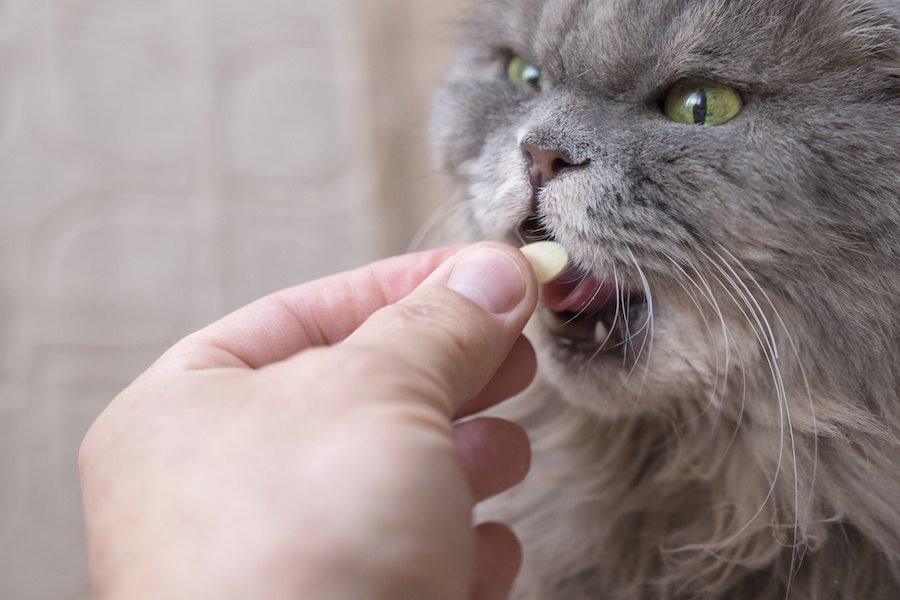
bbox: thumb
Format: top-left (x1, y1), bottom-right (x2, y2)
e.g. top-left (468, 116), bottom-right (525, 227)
top-left (338, 242), bottom-right (539, 418)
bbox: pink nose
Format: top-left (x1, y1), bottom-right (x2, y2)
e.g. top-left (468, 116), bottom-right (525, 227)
top-left (522, 142), bottom-right (576, 190)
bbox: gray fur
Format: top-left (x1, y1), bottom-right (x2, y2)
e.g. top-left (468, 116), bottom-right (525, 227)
top-left (430, 0), bottom-right (900, 597)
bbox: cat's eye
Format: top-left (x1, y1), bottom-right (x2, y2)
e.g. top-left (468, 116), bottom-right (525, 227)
top-left (663, 81), bottom-right (744, 126)
top-left (507, 55), bottom-right (544, 90)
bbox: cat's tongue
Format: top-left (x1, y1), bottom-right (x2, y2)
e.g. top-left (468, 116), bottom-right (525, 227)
top-left (541, 267), bottom-right (615, 313)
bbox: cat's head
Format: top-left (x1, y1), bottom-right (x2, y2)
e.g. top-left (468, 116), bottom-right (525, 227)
top-left (431, 0), bottom-right (900, 423)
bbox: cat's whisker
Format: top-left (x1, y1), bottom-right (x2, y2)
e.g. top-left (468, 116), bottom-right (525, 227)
top-left (622, 288), bottom-right (634, 369)
top-left (685, 262), bottom-right (733, 418)
top-left (690, 265), bottom-right (752, 480)
top-left (582, 266), bottom-right (641, 407)
top-left (660, 255), bottom-right (729, 424)
top-left (664, 254), bottom-right (747, 440)
top-left (661, 257), bottom-right (753, 526)
top-left (713, 245), bottom-right (817, 436)
top-left (697, 252), bottom-right (798, 576)
top-left (623, 249), bottom-right (655, 398)
top-left (702, 252), bottom-right (798, 501)
top-left (711, 245), bottom-right (818, 593)
top-left (684, 263), bottom-right (775, 482)
top-left (578, 266), bottom-right (625, 369)
top-left (563, 271), bottom-right (606, 327)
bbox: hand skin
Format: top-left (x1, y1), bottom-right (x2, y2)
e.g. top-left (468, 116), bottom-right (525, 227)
top-left (79, 243), bottom-right (540, 600)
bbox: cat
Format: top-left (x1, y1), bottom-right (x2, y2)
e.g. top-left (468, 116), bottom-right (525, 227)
top-left (429, 0), bottom-right (900, 598)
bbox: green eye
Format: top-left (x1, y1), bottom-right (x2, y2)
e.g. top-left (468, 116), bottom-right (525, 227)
top-left (507, 55), bottom-right (544, 90)
top-left (663, 81), bottom-right (744, 126)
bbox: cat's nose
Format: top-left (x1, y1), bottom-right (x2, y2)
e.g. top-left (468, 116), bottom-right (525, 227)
top-left (521, 142), bottom-right (584, 190)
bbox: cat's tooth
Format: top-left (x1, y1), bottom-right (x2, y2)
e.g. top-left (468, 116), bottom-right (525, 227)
top-left (594, 319), bottom-right (611, 344)
top-left (520, 241), bottom-right (569, 284)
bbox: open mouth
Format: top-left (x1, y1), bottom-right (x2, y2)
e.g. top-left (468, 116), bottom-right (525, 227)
top-left (520, 216), bottom-right (649, 357)
top-left (540, 268), bottom-right (648, 357)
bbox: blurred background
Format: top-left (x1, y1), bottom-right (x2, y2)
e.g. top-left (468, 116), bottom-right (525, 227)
top-left (0, 0), bottom-right (460, 596)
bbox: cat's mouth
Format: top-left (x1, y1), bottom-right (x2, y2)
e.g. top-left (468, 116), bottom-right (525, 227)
top-left (540, 267), bottom-right (649, 357)
top-left (521, 216), bottom-right (649, 358)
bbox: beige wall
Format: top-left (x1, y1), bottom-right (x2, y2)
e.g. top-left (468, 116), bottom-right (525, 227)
top-left (0, 1), bottom-right (460, 597)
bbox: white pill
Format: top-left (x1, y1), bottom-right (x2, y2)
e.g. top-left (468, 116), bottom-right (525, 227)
top-left (520, 241), bottom-right (569, 284)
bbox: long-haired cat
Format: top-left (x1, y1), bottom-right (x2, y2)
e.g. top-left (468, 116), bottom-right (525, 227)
top-left (430, 0), bottom-right (900, 597)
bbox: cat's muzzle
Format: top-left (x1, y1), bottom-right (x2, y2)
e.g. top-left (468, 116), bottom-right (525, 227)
top-left (518, 215), bottom-right (650, 359)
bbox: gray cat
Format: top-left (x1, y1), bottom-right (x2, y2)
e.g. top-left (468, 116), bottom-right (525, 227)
top-left (430, 0), bottom-right (900, 598)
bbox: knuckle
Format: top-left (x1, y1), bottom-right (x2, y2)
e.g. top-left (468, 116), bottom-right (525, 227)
top-left (391, 300), bottom-right (487, 362)
top-left (354, 298), bottom-right (495, 406)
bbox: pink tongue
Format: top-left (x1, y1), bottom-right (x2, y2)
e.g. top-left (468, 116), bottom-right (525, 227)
top-left (540, 267), bottom-right (616, 314)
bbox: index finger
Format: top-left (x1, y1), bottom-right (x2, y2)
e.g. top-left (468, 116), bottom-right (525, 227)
top-left (153, 246), bottom-right (465, 371)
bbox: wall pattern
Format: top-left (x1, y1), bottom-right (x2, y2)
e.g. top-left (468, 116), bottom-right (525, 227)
top-left (0, 1), bottom-right (458, 597)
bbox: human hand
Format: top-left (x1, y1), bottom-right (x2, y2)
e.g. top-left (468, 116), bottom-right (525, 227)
top-left (79, 243), bottom-right (540, 600)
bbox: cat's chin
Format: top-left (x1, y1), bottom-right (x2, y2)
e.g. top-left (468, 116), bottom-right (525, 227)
top-left (529, 326), bottom-right (658, 418)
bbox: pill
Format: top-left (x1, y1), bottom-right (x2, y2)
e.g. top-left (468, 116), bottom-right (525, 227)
top-left (520, 241), bottom-right (569, 284)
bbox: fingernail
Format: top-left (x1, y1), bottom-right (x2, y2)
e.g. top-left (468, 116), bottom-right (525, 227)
top-left (446, 248), bottom-right (526, 314)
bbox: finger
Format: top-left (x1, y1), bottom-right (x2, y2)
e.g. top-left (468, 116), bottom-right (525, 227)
top-left (153, 246), bottom-right (465, 371)
top-left (455, 334), bottom-right (536, 420)
top-left (335, 242), bottom-right (539, 417)
top-left (454, 417), bottom-right (531, 503)
top-left (471, 522), bottom-right (522, 600)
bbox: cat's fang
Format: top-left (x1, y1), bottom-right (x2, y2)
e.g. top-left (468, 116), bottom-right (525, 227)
top-left (594, 320), bottom-right (611, 344)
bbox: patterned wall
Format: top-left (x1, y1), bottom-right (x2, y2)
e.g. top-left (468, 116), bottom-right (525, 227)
top-left (0, 1), bottom-right (457, 597)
